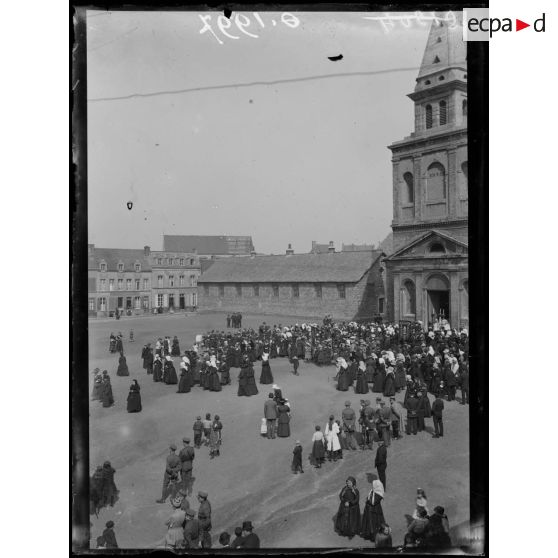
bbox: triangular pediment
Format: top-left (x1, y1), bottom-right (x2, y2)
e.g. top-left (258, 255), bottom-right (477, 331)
top-left (385, 230), bottom-right (468, 261)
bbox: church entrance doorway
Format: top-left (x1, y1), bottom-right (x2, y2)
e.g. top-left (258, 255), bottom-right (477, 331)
top-left (427, 290), bottom-right (450, 324)
top-left (425, 273), bottom-right (451, 326)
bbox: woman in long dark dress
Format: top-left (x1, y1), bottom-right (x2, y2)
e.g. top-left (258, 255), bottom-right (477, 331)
top-left (334, 477), bottom-right (361, 539)
top-left (372, 359), bottom-right (386, 393)
top-left (101, 461), bottom-right (118, 507)
top-left (153, 355), bottom-right (163, 382)
top-left (126, 379), bottom-right (142, 412)
top-left (90, 466), bottom-right (104, 515)
top-left (177, 362), bottom-right (192, 393)
top-left (277, 400), bottom-right (291, 437)
top-left (219, 361), bottom-right (231, 385)
top-left (91, 372), bottom-right (104, 401)
top-left (240, 358), bottom-right (259, 396)
top-left (171, 336), bottom-right (181, 357)
top-left (259, 353), bottom-right (274, 384)
top-left (310, 426), bottom-right (326, 468)
top-left (208, 357), bottom-right (222, 392)
top-left (101, 376), bottom-right (114, 407)
top-left (164, 356), bottom-right (178, 385)
top-left (395, 359), bottom-right (407, 391)
top-left (355, 361), bottom-right (369, 394)
top-left (361, 480), bottom-right (385, 541)
top-left (336, 358), bottom-right (350, 391)
top-left (365, 356), bottom-right (377, 383)
top-left (116, 355), bottom-right (129, 376)
top-left (383, 364), bottom-right (396, 397)
top-left (347, 358), bottom-right (358, 387)
top-left (109, 333), bottom-right (116, 353)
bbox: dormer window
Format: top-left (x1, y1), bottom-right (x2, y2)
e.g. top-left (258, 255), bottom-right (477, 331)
top-left (168, 258), bottom-right (173, 265)
top-left (100, 261), bottom-right (107, 272)
top-left (117, 262), bottom-right (124, 272)
top-left (134, 263), bottom-right (141, 272)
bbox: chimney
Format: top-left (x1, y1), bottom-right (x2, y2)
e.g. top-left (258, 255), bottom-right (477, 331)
top-left (328, 241), bottom-right (335, 253)
top-left (311, 241), bottom-right (317, 252)
top-left (286, 243), bottom-right (294, 256)
top-left (144, 245), bottom-right (150, 256)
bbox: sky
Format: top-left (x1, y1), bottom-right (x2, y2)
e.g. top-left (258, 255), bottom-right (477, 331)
top-left (86, 10), bottom-right (436, 254)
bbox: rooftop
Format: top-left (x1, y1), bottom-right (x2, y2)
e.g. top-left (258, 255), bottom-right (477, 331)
top-left (163, 235), bottom-right (254, 256)
top-left (198, 250), bottom-right (384, 283)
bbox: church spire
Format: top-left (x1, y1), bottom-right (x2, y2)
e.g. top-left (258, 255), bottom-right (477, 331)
top-left (413, 14), bottom-right (466, 93)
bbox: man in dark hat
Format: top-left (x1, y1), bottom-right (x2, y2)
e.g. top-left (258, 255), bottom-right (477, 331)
top-left (389, 397), bottom-right (402, 440)
top-left (183, 509), bottom-right (200, 548)
top-left (179, 437), bottom-right (195, 495)
top-left (197, 491), bottom-right (212, 548)
top-left (241, 521), bottom-right (261, 548)
top-left (193, 416), bottom-right (204, 449)
top-left (341, 401), bottom-right (358, 450)
top-left (374, 439), bottom-right (388, 490)
top-left (431, 395), bottom-right (445, 438)
top-left (405, 392), bottom-right (419, 435)
top-left (102, 520), bottom-right (118, 548)
top-left (157, 444), bottom-right (181, 503)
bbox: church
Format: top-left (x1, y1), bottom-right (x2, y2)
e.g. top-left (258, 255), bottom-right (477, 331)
top-left (384, 16), bottom-right (469, 330)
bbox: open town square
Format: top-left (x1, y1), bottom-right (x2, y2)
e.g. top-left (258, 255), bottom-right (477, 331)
top-left (88, 312), bottom-right (470, 550)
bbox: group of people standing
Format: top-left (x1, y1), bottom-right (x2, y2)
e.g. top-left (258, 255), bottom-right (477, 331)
top-left (226, 313), bottom-right (243, 328)
top-left (333, 477), bottom-right (451, 550)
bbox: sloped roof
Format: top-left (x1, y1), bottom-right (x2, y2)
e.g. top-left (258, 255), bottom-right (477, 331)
top-left (163, 235), bottom-right (254, 255)
top-left (310, 243), bottom-right (330, 254)
top-left (199, 250), bottom-right (383, 283)
top-left (417, 14), bottom-right (466, 81)
top-left (88, 248), bottom-right (152, 271)
top-left (342, 243), bottom-right (375, 252)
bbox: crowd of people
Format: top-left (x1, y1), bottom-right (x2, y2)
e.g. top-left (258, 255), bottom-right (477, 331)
top-left (92, 315), bottom-right (468, 549)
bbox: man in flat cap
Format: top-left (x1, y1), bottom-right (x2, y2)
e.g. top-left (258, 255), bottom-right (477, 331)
top-left (375, 439), bottom-right (388, 490)
top-left (241, 520), bottom-right (261, 548)
top-left (179, 437), bottom-right (195, 495)
top-left (183, 509), bottom-right (200, 549)
top-left (197, 491), bottom-right (212, 548)
top-left (157, 444), bottom-right (181, 503)
top-left (341, 401), bottom-right (358, 451)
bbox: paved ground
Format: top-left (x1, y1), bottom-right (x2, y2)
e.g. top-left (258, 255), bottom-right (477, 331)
top-left (88, 313), bottom-right (470, 549)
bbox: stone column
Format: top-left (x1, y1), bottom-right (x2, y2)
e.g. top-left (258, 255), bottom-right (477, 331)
top-left (392, 160), bottom-right (400, 224)
top-left (413, 156), bottom-right (422, 221)
top-left (448, 149), bottom-right (457, 218)
top-left (415, 272), bottom-right (423, 322)
top-left (449, 271), bottom-right (459, 328)
top-left (393, 273), bottom-right (401, 323)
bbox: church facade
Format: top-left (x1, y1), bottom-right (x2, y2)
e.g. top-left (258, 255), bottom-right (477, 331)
top-left (384, 16), bottom-right (469, 329)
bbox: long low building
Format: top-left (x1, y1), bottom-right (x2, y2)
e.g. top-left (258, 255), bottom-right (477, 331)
top-left (198, 247), bottom-right (386, 320)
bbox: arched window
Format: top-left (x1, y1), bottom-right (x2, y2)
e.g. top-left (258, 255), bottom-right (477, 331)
top-left (462, 99), bottom-right (468, 117)
top-left (439, 100), bottom-right (447, 125)
top-left (429, 243), bottom-right (445, 254)
top-left (403, 172), bottom-right (414, 203)
top-left (426, 162), bottom-right (446, 200)
top-left (425, 104), bottom-right (433, 129)
top-left (402, 280), bottom-right (416, 316)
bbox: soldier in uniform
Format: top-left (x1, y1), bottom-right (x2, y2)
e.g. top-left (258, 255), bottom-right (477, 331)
top-left (376, 400), bottom-right (392, 447)
top-left (179, 437), bottom-right (195, 495)
top-left (193, 416), bottom-right (204, 448)
top-left (374, 440), bottom-right (388, 490)
top-left (389, 397), bottom-right (402, 440)
top-left (157, 444), bottom-right (181, 503)
top-left (197, 491), bottom-right (212, 548)
top-left (341, 401), bottom-right (358, 450)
